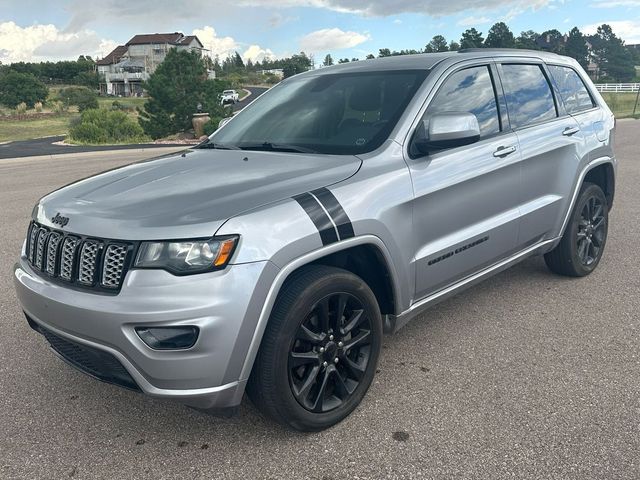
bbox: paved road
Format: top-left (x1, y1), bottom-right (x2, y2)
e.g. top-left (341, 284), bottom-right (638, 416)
top-left (0, 136), bottom-right (187, 160)
top-left (233, 86), bottom-right (268, 112)
top-left (1, 122), bottom-right (639, 479)
top-left (0, 86), bottom-right (269, 160)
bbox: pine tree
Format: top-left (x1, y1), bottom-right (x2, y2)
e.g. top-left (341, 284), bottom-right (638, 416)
top-left (485, 22), bottom-right (516, 48)
top-left (139, 49), bottom-right (227, 139)
top-left (460, 29), bottom-right (485, 49)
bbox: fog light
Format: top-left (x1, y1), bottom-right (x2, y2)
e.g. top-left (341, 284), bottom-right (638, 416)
top-left (136, 326), bottom-right (199, 350)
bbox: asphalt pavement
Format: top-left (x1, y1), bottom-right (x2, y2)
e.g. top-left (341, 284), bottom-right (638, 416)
top-left (0, 87), bottom-right (268, 160)
top-left (0, 121), bottom-right (638, 479)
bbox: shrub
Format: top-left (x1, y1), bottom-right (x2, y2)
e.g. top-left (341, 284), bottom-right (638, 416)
top-left (69, 108), bottom-right (148, 144)
top-left (202, 115), bottom-right (228, 136)
top-left (49, 100), bottom-right (68, 115)
top-left (15, 102), bottom-right (27, 114)
top-left (0, 71), bottom-right (48, 108)
top-left (58, 86), bottom-right (99, 111)
top-left (34, 101), bottom-right (43, 112)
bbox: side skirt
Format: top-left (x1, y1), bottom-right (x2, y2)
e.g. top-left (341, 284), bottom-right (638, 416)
top-left (386, 237), bottom-right (558, 333)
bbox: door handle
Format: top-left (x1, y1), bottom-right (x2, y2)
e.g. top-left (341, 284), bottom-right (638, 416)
top-left (563, 126), bottom-right (580, 136)
top-left (493, 145), bottom-right (517, 157)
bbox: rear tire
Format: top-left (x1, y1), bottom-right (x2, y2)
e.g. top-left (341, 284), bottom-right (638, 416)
top-left (544, 182), bottom-right (609, 277)
top-left (247, 265), bottom-right (382, 431)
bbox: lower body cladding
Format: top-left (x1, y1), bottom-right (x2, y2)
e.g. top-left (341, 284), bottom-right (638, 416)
top-left (13, 256), bottom-right (279, 410)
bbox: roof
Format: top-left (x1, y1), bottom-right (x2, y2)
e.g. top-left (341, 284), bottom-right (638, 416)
top-left (126, 32), bottom-right (184, 45)
top-left (96, 45), bottom-right (127, 65)
top-left (304, 49), bottom-right (569, 76)
top-left (179, 35), bottom-right (203, 48)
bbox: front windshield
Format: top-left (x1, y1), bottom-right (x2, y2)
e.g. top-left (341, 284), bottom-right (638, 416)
top-left (210, 69), bottom-right (429, 155)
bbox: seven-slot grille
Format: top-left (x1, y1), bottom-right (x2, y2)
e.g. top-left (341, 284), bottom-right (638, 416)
top-left (25, 222), bottom-right (132, 292)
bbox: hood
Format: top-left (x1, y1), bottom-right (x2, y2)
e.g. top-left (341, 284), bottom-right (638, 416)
top-left (35, 148), bottom-right (361, 240)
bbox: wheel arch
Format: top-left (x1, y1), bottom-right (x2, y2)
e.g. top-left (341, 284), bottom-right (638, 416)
top-left (557, 157), bottom-right (616, 240)
top-left (238, 235), bottom-right (401, 381)
top-left (584, 162), bottom-right (615, 211)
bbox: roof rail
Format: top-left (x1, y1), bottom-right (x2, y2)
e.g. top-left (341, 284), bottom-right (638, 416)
top-left (458, 48), bottom-right (561, 55)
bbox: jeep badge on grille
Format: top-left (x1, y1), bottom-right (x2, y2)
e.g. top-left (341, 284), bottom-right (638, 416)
top-left (51, 213), bottom-right (69, 227)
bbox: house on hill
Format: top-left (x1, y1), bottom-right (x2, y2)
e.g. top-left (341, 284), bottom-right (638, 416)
top-left (97, 32), bottom-right (206, 96)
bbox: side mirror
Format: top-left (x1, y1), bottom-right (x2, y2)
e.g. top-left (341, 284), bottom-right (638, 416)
top-left (413, 112), bottom-right (481, 155)
top-left (218, 117), bottom-right (232, 128)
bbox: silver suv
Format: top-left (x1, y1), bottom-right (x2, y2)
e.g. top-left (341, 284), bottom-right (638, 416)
top-left (14, 50), bottom-right (616, 431)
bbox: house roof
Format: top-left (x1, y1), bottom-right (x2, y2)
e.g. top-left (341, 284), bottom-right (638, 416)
top-left (126, 32), bottom-right (185, 45)
top-left (96, 45), bottom-right (127, 65)
top-left (179, 35), bottom-right (204, 48)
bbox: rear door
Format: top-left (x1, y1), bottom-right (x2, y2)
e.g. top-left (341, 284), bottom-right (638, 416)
top-left (406, 62), bottom-right (522, 300)
top-left (497, 61), bottom-right (589, 247)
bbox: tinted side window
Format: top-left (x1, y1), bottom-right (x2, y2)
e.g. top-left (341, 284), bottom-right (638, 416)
top-left (425, 66), bottom-right (500, 138)
top-left (548, 65), bottom-right (596, 114)
top-left (501, 64), bottom-right (557, 128)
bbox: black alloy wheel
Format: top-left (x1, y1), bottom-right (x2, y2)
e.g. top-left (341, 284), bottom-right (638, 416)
top-left (544, 182), bottom-right (609, 277)
top-left (247, 265), bottom-right (382, 431)
top-left (289, 292), bottom-right (373, 413)
top-left (576, 195), bottom-right (606, 266)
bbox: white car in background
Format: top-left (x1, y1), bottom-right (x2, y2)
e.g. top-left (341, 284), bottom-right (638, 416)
top-left (220, 89), bottom-right (240, 105)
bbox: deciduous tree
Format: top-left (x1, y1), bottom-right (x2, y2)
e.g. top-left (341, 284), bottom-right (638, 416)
top-left (0, 71), bottom-right (48, 108)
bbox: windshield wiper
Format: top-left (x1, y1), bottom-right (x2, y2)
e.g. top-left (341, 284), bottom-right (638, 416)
top-left (197, 141), bottom-right (241, 150)
top-left (238, 142), bottom-right (318, 154)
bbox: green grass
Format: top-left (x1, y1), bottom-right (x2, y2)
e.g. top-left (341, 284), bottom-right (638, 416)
top-left (602, 92), bottom-right (640, 118)
top-left (0, 113), bottom-right (78, 143)
top-left (97, 97), bottom-right (146, 110)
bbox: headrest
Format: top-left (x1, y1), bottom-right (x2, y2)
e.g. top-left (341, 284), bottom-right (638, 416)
top-left (348, 80), bottom-right (382, 111)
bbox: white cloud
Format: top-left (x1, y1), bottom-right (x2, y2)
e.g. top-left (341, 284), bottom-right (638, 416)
top-left (457, 16), bottom-right (491, 26)
top-left (193, 26), bottom-right (275, 62)
top-left (393, 19), bottom-right (403, 25)
top-left (591, 0), bottom-right (640, 6)
top-left (0, 21), bottom-right (116, 63)
top-left (243, 44), bottom-right (276, 63)
top-left (582, 20), bottom-right (640, 43)
top-left (300, 28), bottom-right (370, 52)
top-left (240, 0), bottom-right (551, 16)
top-left (64, 0), bottom-right (555, 24)
top-left (192, 26), bottom-right (239, 59)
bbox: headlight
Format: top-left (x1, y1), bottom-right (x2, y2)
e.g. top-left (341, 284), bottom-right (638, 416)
top-left (134, 236), bottom-right (238, 275)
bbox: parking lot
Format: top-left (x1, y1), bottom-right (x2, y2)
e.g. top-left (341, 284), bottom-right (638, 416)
top-left (1, 120), bottom-right (638, 479)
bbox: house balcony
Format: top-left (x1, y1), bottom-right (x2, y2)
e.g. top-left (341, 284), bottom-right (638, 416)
top-left (104, 71), bottom-right (150, 82)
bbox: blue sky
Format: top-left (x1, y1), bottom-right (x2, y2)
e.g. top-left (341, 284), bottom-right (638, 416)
top-left (1, 0), bottom-right (639, 65)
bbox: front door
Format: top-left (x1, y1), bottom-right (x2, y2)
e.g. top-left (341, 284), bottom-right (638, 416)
top-left (406, 63), bottom-right (521, 301)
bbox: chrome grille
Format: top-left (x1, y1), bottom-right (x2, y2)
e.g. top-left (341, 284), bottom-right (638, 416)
top-left (24, 222), bottom-right (131, 292)
top-left (102, 244), bottom-right (128, 288)
top-left (60, 236), bottom-right (79, 281)
top-left (78, 241), bottom-right (99, 285)
top-left (45, 232), bottom-right (62, 275)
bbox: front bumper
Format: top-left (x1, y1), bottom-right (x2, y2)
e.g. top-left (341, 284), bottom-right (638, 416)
top-left (14, 255), bottom-right (279, 409)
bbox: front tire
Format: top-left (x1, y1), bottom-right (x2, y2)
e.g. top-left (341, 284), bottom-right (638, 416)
top-left (247, 265), bottom-right (382, 431)
top-left (544, 182), bottom-right (609, 277)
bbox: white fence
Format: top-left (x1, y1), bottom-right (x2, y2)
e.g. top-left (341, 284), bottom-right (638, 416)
top-left (595, 83), bottom-right (640, 93)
